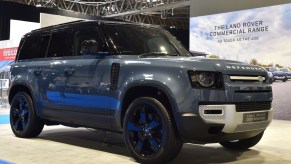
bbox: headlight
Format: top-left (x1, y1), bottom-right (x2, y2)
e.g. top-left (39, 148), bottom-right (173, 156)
top-left (196, 72), bottom-right (215, 87)
top-left (188, 71), bottom-right (223, 89)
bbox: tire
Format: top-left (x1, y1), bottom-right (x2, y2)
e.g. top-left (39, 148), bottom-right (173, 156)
top-left (123, 97), bottom-right (182, 163)
top-left (10, 92), bottom-right (44, 138)
top-left (219, 132), bottom-right (264, 150)
top-left (282, 77), bottom-right (287, 82)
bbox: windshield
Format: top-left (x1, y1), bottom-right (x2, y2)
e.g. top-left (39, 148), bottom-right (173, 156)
top-left (105, 24), bottom-right (190, 57)
top-left (281, 68), bottom-right (290, 72)
top-left (269, 67), bottom-right (279, 71)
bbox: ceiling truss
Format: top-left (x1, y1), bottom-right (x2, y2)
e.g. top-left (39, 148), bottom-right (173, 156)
top-left (9, 0), bottom-right (190, 29)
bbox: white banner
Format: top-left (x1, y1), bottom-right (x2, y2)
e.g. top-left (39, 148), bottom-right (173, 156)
top-left (190, 4), bottom-right (291, 68)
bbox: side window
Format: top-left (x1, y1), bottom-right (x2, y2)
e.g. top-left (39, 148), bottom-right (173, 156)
top-left (47, 30), bottom-right (70, 57)
top-left (18, 36), bottom-right (41, 60)
top-left (18, 35), bottom-right (50, 60)
top-left (73, 28), bottom-right (107, 56)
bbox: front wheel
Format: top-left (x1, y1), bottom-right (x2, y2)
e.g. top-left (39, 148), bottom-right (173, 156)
top-left (219, 132), bottom-right (264, 150)
top-left (10, 92), bottom-right (44, 138)
top-left (123, 97), bottom-right (182, 163)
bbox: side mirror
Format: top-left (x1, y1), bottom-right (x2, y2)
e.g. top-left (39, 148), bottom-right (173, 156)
top-left (189, 50), bottom-right (208, 57)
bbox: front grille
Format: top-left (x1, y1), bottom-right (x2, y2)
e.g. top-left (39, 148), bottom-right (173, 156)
top-left (236, 101), bottom-right (272, 112)
top-left (228, 75), bottom-right (268, 83)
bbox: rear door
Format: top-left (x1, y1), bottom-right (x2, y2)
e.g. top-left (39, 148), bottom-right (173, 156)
top-left (39, 29), bottom-right (74, 121)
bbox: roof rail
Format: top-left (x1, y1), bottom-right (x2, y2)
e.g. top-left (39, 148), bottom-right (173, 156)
top-left (32, 20), bottom-right (85, 32)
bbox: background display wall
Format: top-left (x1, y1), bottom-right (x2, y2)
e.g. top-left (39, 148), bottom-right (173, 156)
top-left (0, 1), bottom-right (105, 41)
top-left (190, 0), bottom-right (290, 17)
top-left (190, 4), bottom-right (291, 66)
top-left (0, 20), bottom-right (40, 67)
top-left (40, 13), bottom-right (82, 28)
top-left (0, 1), bottom-right (103, 69)
top-left (10, 20), bottom-right (39, 40)
top-left (190, 1), bottom-right (291, 120)
top-left (0, 39), bottom-right (19, 68)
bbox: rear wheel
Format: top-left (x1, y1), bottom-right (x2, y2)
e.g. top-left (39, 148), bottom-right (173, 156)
top-left (219, 132), bottom-right (264, 150)
top-left (282, 77), bottom-right (287, 82)
top-left (10, 92), bottom-right (44, 138)
top-left (123, 97), bottom-right (182, 163)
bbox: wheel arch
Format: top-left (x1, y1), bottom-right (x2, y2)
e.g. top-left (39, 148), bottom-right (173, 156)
top-left (119, 82), bottom-right (180, 134)
top-left (9, 83), bottom-right (34, 105)
top-left (9, 83), bottom-right (42, 118)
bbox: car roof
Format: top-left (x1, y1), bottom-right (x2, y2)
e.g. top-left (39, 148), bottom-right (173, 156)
top-left (24, 20), bottom-right (160, 37)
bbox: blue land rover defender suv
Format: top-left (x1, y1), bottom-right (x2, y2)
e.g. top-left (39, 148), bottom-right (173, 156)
top-left (8, 20), bottom-right (273, 163)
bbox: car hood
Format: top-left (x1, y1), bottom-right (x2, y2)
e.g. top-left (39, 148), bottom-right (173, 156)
top-left (129, 56), bottom-right (267, 76)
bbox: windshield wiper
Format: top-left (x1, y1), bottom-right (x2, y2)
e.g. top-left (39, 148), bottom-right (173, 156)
top-left (139, 52), bottom-right (179, 58)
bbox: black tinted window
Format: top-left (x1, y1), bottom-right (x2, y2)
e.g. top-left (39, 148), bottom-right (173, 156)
top-left (47, 30), bottom-right (70, 57)
top-left (18, 36), bottom-right (44, 60)
top-left (105, 24), bottom-right (189, 56)
top-left (73, 28), bottom-right (107, 56)
top-left (40, 35), bottom-right (50, 57)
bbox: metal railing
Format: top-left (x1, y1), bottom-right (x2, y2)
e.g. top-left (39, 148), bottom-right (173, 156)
top-left (0, 79), bottom-right (9, 108)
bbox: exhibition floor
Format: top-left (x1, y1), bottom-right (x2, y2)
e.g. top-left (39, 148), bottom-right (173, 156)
top-left (0, 118), bottom-right (291, 163)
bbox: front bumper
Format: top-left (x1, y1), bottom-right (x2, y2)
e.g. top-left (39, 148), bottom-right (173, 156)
top-left (175, 74), bottom-right (273, 143)
top-left (274, 76), bottom-right (286, 80)
top-left (177, 103), bottom-right (273, 144)
top-left (199, 104), bottom-right (273, 133)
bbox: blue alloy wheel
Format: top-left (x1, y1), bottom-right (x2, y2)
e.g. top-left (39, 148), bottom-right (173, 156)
top-left (11, 95), bottom-right (30, 132)
top-left (10, 92), bottom-right (44, 138)
top-left (127, 104), bottom-right (163, 157)
top-left (123, 97), bottom-right (182, 163)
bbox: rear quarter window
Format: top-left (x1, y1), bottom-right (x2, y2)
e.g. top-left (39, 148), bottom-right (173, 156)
top-left (18, 35), bottom-right (50, 61)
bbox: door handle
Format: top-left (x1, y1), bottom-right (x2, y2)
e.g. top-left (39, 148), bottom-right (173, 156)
top-left (64, 68), bottom-right (75, 76)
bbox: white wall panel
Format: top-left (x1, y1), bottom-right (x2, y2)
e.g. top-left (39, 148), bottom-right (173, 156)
top-left (190, 0), bottom-right (291, 17)
top-left (40, 13), bottom-right (83, 28)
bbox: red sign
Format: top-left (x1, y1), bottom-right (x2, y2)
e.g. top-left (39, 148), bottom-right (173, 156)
top-left (0, 47), bottom-right (18, 60)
